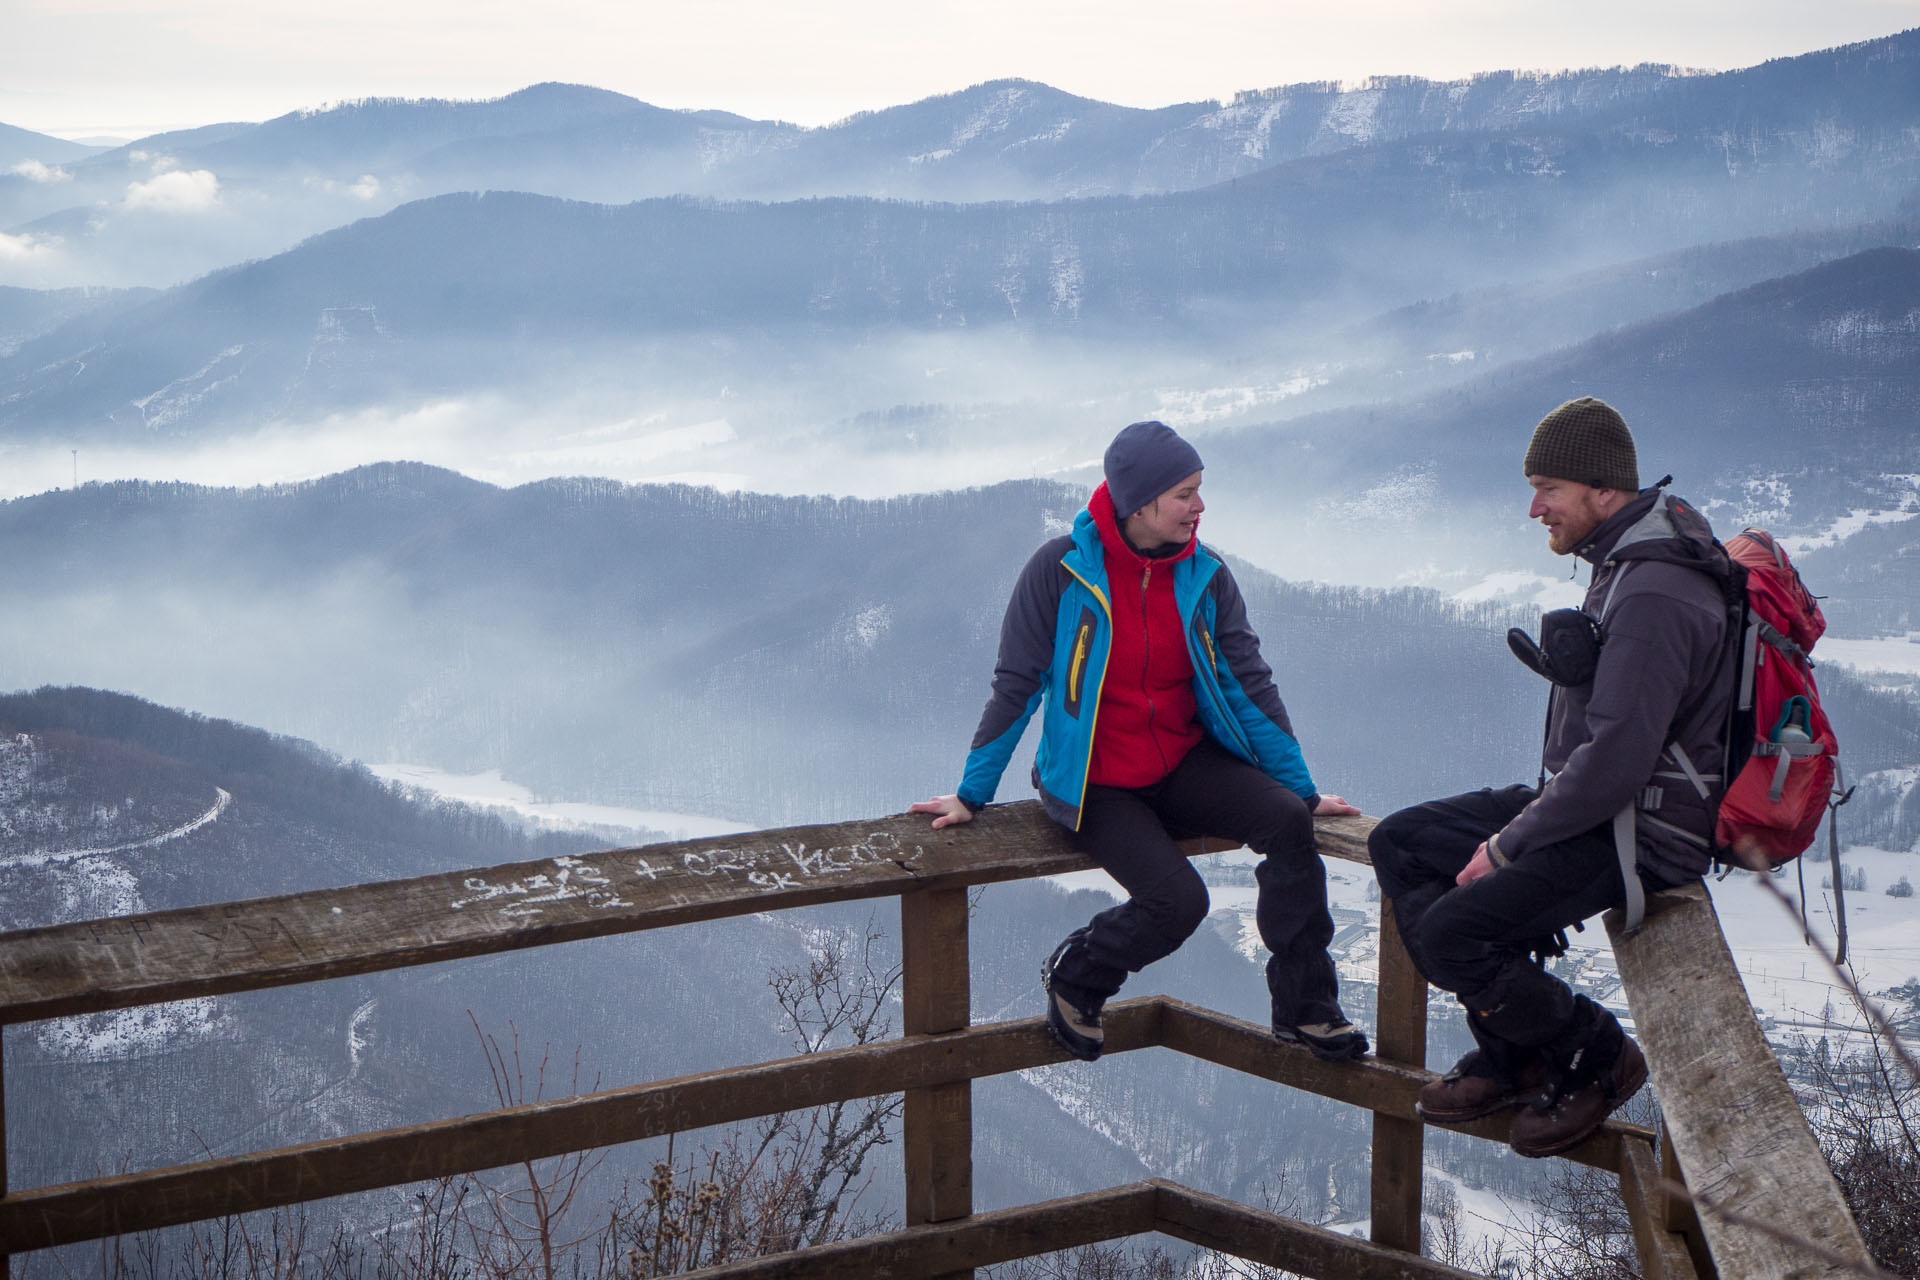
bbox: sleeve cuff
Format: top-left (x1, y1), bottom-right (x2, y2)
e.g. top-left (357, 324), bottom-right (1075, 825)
top-left (1486, 832), bottom-right (1512, 867)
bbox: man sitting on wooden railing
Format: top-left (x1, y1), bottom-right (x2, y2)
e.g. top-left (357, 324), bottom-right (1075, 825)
top-left (1369, 397), bottom-right (1739, 1159)
top-left (911, 419), bottom-right (1366, 1065)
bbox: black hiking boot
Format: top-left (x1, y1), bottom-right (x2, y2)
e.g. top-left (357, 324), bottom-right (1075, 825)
top-left (1042, 938), bottom-right (1106, 1062)
top-left (1272, 1017), bottom-right (1369, 1062)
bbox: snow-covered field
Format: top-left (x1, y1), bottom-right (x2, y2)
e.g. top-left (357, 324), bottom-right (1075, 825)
top-left (1709, 846), bottom-right (1920, 1038)
top-left (1815, 634), bottom-right (1920, 679)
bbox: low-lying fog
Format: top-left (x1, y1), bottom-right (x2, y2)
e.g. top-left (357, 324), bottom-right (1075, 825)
top-left (0, 326), bottom-right (1592, 597)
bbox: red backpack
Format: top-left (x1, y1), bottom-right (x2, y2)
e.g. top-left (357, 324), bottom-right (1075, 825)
top-left (1714, 528), bottom-right (1840, 867)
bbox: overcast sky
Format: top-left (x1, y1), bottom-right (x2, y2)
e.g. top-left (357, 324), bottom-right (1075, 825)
top-left (4, 0), bottom-right (1919, 140)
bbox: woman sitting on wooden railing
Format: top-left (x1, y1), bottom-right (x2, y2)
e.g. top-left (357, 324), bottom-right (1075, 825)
top-left (911, 419), bottom-right (1366, 1065)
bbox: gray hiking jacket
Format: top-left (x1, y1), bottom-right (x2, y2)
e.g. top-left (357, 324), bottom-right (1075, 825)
top-left (1494, 490), bottom-right (1736, 886)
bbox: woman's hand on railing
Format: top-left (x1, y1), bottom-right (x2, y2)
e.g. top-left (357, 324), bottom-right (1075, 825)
top-left (909, 795), bottom-right (975, 829)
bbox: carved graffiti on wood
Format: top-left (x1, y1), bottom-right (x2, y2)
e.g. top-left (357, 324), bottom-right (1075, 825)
top-left (448, 834), bottom-right (925, 922)
top-left (449, 855), bottom-right (634, 919)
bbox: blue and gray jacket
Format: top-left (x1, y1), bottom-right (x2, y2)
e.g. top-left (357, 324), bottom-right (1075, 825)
top-left (957, 507), bottom-right (1319, 830)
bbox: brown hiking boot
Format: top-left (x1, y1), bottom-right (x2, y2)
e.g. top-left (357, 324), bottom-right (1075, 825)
top-left (1509, 1035), bottom-right (1648, 1158)
top-left (1416, 1050), bottom-right (1549, 1124)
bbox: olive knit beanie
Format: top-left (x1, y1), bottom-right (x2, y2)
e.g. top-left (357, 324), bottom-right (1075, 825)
top-left (1105, 420), bottom-right (1203, 517)
top-left (1523, 398), bottom-right (1639, 492)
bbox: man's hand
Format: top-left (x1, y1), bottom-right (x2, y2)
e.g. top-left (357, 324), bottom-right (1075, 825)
top-left (1456, 841), bottom-right (1497, 886)
top-left (909, 795), bottom-right (974, 829)
top-left (1313, 793), bottom-right (1361, 817)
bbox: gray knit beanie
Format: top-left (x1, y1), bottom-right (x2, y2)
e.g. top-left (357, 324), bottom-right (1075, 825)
top-left (1523, 398), bottom-right (1639, 492)
top-left (1105, 420), bottom-right (1203, 517)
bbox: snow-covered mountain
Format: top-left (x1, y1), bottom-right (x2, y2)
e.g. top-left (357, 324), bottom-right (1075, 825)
top-left (5, 26), bottom-right (1919, 293)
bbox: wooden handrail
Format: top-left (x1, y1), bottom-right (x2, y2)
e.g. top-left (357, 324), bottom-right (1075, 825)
top-left (0, 804), bottom-right (1368, 1026)
top-left (0, 802), bottom-right (1879, 1278)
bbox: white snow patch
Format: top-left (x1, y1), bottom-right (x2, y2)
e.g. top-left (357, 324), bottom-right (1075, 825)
top-left (1777, 503), bottom-right (1920, 554)
top-left (1708, 846), bottom-right (1920, 1058)
top-left (1814, 635), bottom-right (1920, 677)
top-left (1150, 374), bottom-right (1322, 428)
top-left (0, 732), bottom-right (36, 804)
top-left (367, 762), bottom-right (753, 840)
top-left (1316, 464), bottom-right (1439, 527)
top-left (132, 344), bottom-right (246, 430)
top-left (950, 86), bottom-right (1030, 148)
top-left (1048, 241), bottom-right (1083, 319)
top-left (1814, 307), bottom-right (1920, 355)
top-left (1452, 570), bottom-right (1584, 611)
top-left (348, 998), bottom-right (378, 1073)
top-left (1323, 86), bottom-right (1383, 144)
top-left (845, 603), bottom-right (892, 650)
top-left (4, 787), bottom-right (231, 869)
top-left (37, 995), bottom-right (230, 1062)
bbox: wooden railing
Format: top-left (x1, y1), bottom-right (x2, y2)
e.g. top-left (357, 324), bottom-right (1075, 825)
top-left (0, 803), bottom-right (1877, 1279)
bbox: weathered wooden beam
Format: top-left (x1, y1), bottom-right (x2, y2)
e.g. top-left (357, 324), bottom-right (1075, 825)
top-left (4, 989), bottom-right (1646, 1258)
top-left (1369, 896), bottom-right (1427, 1255)
top-left (1618, 1131), bottom-right (1703, 1280)
top-left (0, 806), bottom-right (1368, 1027)
top-left (0, 1001), bottom-right (1163, 1253)
top-left (675, 1174), bottom-right (1496, 1280)
top-left (0, 807), bottom-right (1018, 1024)
top-left (1150, 1179), bottom-right (1486, 1280)
top-left (1153, 998), bottom-right (1644, 1174)
top-left (676, 1182), bottom-right (1161, 1279)
top-left (1660, 1117), bottom-right (1715, 1277)
top-left (1607, 884), bottom-right (1873, 1279)
top-left (681, 1174), bottom-right (1498, 1280)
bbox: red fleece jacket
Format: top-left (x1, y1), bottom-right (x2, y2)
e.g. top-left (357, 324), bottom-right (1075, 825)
top-left (1086, 483), bottom-right (1204, 788)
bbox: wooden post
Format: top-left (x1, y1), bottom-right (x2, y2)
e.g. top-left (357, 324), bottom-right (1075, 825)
top-left (2, 1032), bottom-right (8, 1280)
top-left (901, 886), bottom-right (972, 1280)
top-left (1369, 897), bottom-right (1426, 1255)
top-left (1659, 1117), bottom-right (1715, 1280)
top-left (1617, 1135), bottom-right (1703, 1280)
top-left (1609, 885), bottom-right (1872, 1277)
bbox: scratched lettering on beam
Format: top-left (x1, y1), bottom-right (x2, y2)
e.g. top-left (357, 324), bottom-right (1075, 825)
top-left (447, 835), bottom-right (925, 922)
top-left (449, 855), bottom-right (635, 919)
top-left (676, 831), bottom-right (923, 894)
top-left (190, 913), bottom-right (308, 962)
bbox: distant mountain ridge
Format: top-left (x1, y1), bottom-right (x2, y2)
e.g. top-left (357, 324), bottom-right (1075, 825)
top-left (3, 28), bottom-right (1919, 437)
top-left (0, 120), bottom-right (104, 171)
top-left (1202, 246), bottom-right (1920, 536)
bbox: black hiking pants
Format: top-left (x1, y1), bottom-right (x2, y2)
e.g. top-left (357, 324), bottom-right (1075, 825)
top-left (1368, 785), bottom-right (1678, 1064)
top-left (1047, 737), bottom-right (1345, 1028)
